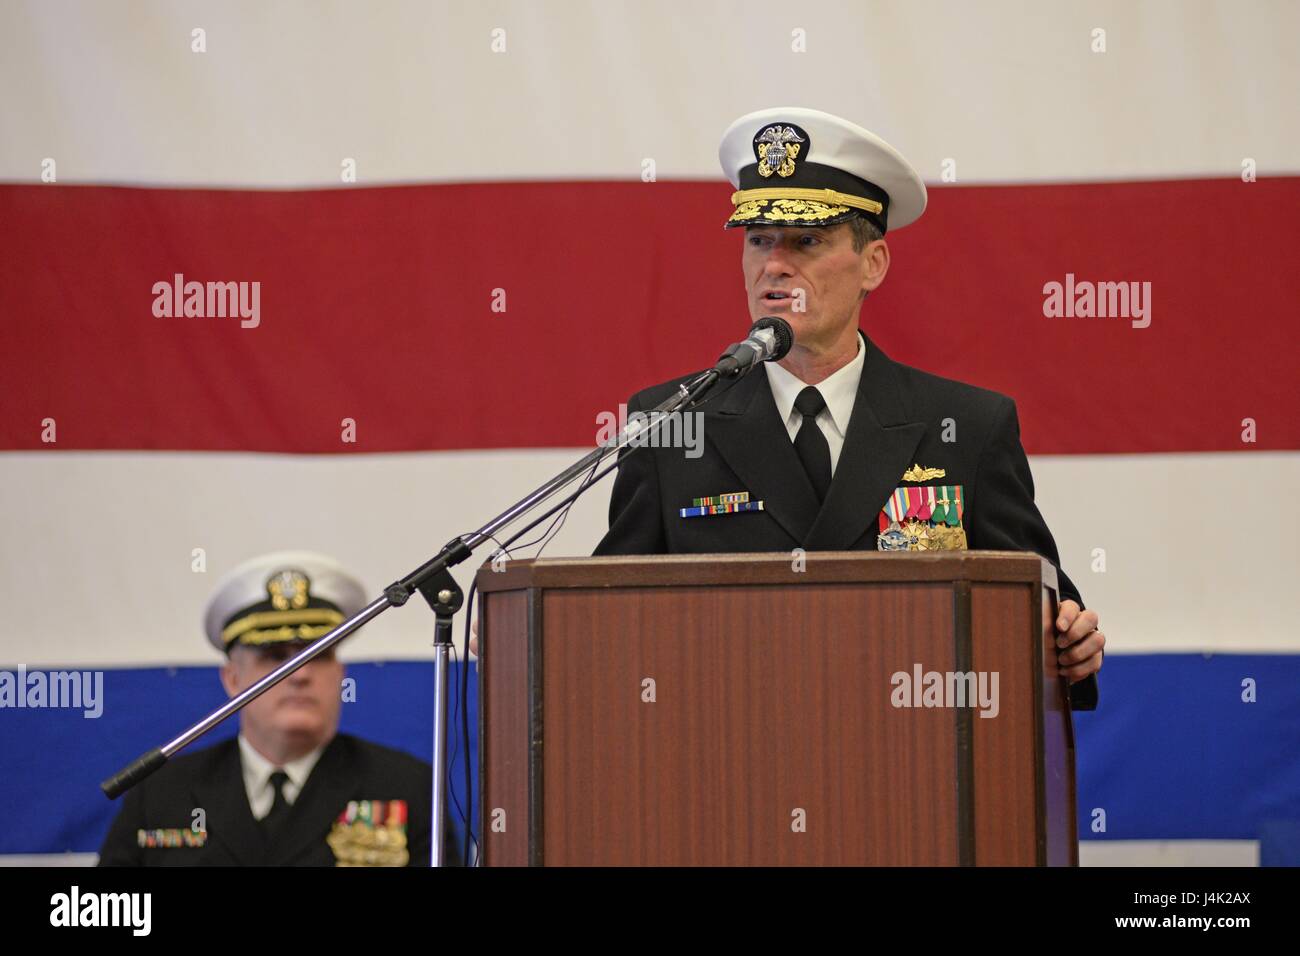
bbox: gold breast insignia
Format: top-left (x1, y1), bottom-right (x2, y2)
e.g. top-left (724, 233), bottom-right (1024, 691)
top-left (902, 464), bottom-right (946, 482)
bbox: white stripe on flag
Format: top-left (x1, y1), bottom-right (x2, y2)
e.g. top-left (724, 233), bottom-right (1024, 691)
top-left (1, 449), bottom-right (1296, 667)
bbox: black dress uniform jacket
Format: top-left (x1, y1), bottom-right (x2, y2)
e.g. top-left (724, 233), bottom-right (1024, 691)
top-left (594, 329), bottom-right (1098, 710)
top-left (98, 732), bottom-right (461, 865)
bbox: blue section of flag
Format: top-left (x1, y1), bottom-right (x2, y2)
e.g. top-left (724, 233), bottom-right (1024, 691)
top-left (0, 661), bottom-right (477, 856)
top-left (1073, 653), bottom-right (1300, 858)
top-left (1, 654), bottom-right (1297, 860)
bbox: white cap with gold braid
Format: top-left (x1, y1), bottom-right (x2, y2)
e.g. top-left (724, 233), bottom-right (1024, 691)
top-left (203, 551), bottom-right (367, 654)
top-left (719, 106), bottom-right (927, 233)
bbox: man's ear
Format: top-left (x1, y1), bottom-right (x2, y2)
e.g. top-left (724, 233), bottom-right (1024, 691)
top-left (219, 651), bottom-right (242, 696)
top-left (861, 238), bottom-right (890, 296)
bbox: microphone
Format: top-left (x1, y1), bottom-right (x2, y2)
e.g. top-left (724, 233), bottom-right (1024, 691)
top-left (713, 317), bottom-right (794, 379)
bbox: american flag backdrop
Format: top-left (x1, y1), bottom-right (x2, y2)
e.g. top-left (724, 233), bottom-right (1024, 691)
top-left (0, 0), bottom-right (1297, 866)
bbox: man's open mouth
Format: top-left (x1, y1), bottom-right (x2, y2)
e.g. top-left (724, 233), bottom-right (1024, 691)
top-left (763, 291), bottom-right (793, 300)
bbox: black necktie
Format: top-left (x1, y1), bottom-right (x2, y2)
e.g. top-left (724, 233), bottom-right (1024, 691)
top-left (260, 770), bottom-right (291, 840)
top-left (793, 386), bottom-right (832, 502)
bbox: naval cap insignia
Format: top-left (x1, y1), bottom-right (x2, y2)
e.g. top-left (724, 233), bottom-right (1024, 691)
top-left (266, 569), bottom-right (311, 611)
top-left (753, 124), bottom-right (808, 178)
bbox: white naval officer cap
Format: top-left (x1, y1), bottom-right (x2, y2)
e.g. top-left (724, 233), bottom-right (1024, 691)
top-left (203, 551), bottom-right (367, 654)
top-left (719, 106), bottom-right (927, 233)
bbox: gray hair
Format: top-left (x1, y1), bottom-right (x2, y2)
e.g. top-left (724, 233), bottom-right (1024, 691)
top-left (849, 216), bottom-right (883, 252)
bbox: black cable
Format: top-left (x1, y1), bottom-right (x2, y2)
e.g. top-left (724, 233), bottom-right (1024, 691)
top-left (487, 370), bottom-right (737, 561)
top-left (458, 583), bottom-right (478, 866)
top-left (505, 457), bottom-right (601, 559)
top-left (451, 458), bottom-right (604, 866)
top-left (437, 618), bottom-right (478, 866)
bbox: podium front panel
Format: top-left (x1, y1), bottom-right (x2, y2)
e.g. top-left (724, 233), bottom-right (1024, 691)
top-left (478, 553), bottom-right (1077, 866)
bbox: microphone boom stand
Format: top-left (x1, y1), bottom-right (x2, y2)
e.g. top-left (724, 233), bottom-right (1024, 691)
top-left (100, 366), bottom-right (728, 866)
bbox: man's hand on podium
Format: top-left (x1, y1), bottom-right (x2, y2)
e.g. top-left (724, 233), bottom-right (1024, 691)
top-left (469, 618), bottom-right (479, 659)
top-left (1055, 600), bottom-right (1105, 684)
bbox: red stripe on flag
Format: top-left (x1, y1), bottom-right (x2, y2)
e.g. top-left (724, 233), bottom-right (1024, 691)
top-left (1, 178), bottom-right (1296, 453)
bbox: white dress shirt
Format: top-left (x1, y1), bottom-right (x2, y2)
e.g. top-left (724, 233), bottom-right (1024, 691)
top-left (238, 734), bottom-right (326, 820)
top-left (763, 333), bottom-right (866, 477)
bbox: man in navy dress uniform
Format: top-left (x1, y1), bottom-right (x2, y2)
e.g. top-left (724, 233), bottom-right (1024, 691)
top-left (593, 107), bottom-right (1105, 708)
top-left (99, 551), bottom-right (460, 865)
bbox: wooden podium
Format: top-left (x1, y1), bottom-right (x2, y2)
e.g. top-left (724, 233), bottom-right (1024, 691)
top-left (475, 551), bottom-right (1078, 866)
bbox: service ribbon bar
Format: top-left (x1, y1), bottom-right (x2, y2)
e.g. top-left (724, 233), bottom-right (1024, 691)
top-left (691, 491), bottom-right (750, 507)
top-left (679, 500), bottom-right (765, 519)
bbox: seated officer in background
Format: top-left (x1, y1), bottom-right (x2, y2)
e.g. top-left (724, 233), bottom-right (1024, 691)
top-left (99, 551), bottom-right (459, 866)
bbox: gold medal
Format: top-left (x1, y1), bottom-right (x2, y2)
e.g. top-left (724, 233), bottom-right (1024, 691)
top-left (925, 524), bottom-right (969, 551)
top-left (327, 800), bottom-right (411, 867)
top-left (901, 518), bottom-right (931, 551)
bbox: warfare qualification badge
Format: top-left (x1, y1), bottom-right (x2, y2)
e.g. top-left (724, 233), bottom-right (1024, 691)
top-left (902, 464), bottom-right (947, 482)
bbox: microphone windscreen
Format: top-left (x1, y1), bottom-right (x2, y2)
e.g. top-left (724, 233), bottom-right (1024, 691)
top-left (754, 316), bottom-right (794, 361)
